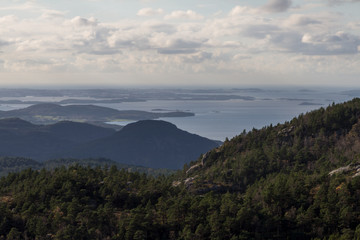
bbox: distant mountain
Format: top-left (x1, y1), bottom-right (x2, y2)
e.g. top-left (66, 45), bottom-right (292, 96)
top-left (3, 99), bottom-right (360, 239)
top-left (0, 117), bottom-right (115, 142)
top-left (0, 118), bottom-right (115, 160)
top-left (0, 103), bottom-right (194, 125)
top-left (0, 118), bottom-right (218, 169)
top-left (65, 120), bottom-right (219, 169)
top-left (42, 121), bottom-right (115, 143)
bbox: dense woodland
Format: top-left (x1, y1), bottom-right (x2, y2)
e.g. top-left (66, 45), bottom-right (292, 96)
top-left (0, 157), bottom-right (175, 178)
top-left (2, 99), bottom-right (360, 239)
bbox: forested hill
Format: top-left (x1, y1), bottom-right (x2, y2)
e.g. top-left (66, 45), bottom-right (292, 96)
top-left (181, 98), bottom-right (360, 192)
top-left (67, 120), bottom-right (219, 169)
top-left (0, 118), bottom-right (218, 169)
top-left (0, 157), bottom-right (175, 177)
top-left (2, 99), bottom-right (360, 239)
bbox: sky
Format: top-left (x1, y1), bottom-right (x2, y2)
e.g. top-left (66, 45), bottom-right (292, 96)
top-left (0, 0), bottom-right (359, 87)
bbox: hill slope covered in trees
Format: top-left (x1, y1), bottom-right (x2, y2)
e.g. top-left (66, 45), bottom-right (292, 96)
top-left (0, 119), bottom-right (218, 169)
top-left (181, 98), bottom-right (360, 192)
top-left (1, 99), bottom-right (360, 239)
top-left (66, 120), bottom-right (219, 169)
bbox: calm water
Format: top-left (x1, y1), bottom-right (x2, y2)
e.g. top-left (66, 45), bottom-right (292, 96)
top-left (0, 87), bottom-right (355, 141)
top-left (103, 88), bottom-right (352, 141)
top-left (104, 100), bottom-right (329, 141)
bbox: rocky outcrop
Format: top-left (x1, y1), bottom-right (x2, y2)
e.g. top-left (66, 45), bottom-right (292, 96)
top-left (329, 164), bottom-right (360, 178)
top-left (185, 151), bottom-right (212, 175)
top-left (277, 126), bottom-right (295, 137)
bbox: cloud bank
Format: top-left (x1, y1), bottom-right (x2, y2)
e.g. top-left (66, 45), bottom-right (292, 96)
top-left (0, 0), bottom-right (359, 86)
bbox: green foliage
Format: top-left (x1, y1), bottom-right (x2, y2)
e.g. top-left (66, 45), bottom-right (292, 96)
top-left (1, 99), bottom-right (360, 239)
top-left (184, 98), bottom-right (360, 190)
top-left (0, 165), bottom-right (359, 239)
top-left (0, 157), bottom-right (175, 177)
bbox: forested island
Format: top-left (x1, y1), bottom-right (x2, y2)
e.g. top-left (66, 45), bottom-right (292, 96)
top-left (0, 103), bottom-right (194, 125)
top-left (2, 99), bottom-right (360, 239)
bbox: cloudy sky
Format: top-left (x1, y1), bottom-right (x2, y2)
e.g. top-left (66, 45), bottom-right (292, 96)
top-left (0, 0), bottom-right (359, 87)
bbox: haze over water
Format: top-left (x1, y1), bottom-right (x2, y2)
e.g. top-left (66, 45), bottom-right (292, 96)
top-left (0, 87), bottom-right (355, 141)
top-left (105, 87), bottom-right (354, 141)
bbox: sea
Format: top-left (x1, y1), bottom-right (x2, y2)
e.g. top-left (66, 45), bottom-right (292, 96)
top-left (0, 87), bottom-right (357, 141)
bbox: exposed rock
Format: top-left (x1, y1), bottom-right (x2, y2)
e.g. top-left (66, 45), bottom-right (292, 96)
top-left (277, 126), bottom-right (295, 137)
top-left (353, 171), bottom-right (360, 178)
top-left (172, 181), bottom-right (182, 187)
top-left (185, 164), bottom-right (201, 175)
top-left (328, 164), bottom-right (360, 178)
top-left (201, 152), bottom-right (210, 166)
top-left (184, 176), bottom-right (197, 188)
top-left (185, 151), bottom-right (212, 175)
top-left (329, 165), bottom-right (352, 176)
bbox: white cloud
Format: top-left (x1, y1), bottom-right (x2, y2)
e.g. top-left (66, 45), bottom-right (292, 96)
top-left (182, 51), bottom-right (212, 63)
top-left (164, 10), bottom-right (204, 20)
top-left (70, 16), bottom-right (98, 27)
top-left (347, 21), bottom-right (360, 30)
top-left (301, 33), bottom-right (313, 43)
top-left (284, 14), bottom-right (321, 26)
top-left (0, 1), bottom-right (359, 86)
top-left (137, 8), bottom-right (164, 17)
top-left (261, 0), bottom-right (292, 13)
top-left (0, 2), bottom-right (38, 11)
top-left (243, 24), bottom-right (280, 39)
top-left (0, 15), bottom-right (18, 24)
top-left (261, 30), bottom-right (360, 55)
top-left (229, 6), bottom-right (259, 16)
top-left (40, 10), bottom-right (66, 20)
top-left (0, 39), bottom-right (10, 47)
top-left (327, 0), bottom-right (360, 5)
top-left (4, 59), bottom-right (54, 72)
top-left (157, 48), bottom-right (198, 54)
top-left (298, 31), bottom-right (360, 55)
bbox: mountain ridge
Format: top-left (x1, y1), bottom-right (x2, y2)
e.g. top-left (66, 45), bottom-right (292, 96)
top-left (0, 118), bottom-right (218, 169)
top-left (65, 120), bottom-right (219, 169)
top-left (1, 99), bottom-right (360, 239)
top-left (179, 98), bottom-right (360, 193)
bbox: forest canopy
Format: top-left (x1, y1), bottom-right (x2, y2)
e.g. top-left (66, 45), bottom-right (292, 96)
top-left (2, 99), bottom-right (360, 239)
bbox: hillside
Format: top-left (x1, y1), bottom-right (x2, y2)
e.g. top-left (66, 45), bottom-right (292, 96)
top-left (42, 121), bottom-right (116, 143)
top-left (1, 99), bottom-right (360, 239)
top-left (65, 120), bottom-right (220, 169)
top-left (0, 118), bottom-right (218, 169)
top-left (180, 98), bottom-right (360, 192)
top-left (0, 118), bottom-right (115, 160)
top-left (0, 157), bottom-right (175, 177)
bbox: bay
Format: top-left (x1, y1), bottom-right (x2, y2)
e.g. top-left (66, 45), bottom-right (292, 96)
top-left (103, 88), bottom-right (353, 141)
top-left (0, 87), bottom-right (355, 141)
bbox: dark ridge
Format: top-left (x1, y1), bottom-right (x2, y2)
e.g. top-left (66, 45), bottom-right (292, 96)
top-left (0, 117), bottom-right (38, 130)
top-left (43, 121), bottom-right (115, 143)
top-left (66, 120), bottom-right (219, 169)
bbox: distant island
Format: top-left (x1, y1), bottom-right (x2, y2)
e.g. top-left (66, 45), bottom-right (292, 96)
top-left (2, 98), bottom-right (360, 239)
top-left (0, 88), bottom-right (255, 104)
top-left (0, 103), bottom-right (194, 125)
top-left (299, 101), bottom-right (323, 106)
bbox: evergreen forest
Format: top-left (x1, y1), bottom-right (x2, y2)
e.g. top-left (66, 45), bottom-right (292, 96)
top-left (2, 99), bottom-right (360, 239)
